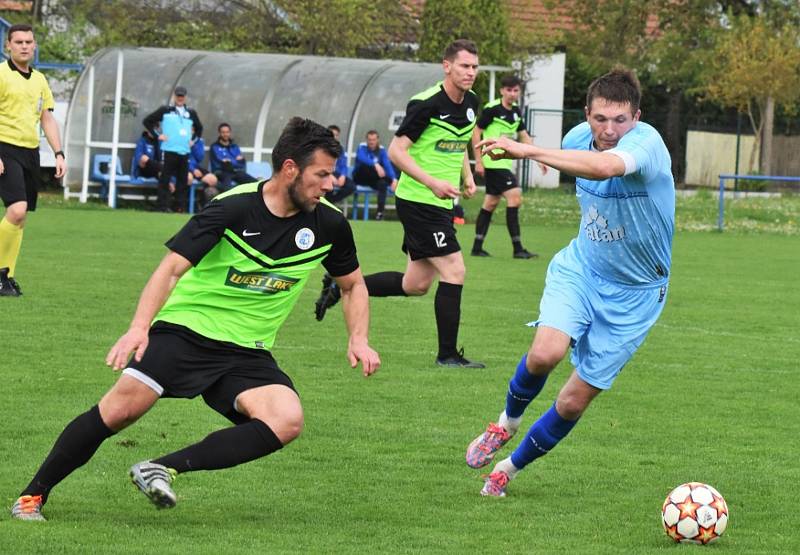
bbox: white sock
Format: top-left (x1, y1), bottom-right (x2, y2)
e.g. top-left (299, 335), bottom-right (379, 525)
top-left (498, 411), bottom-right (522, 435)
top-left (493, 457), bottom-right (520, 480)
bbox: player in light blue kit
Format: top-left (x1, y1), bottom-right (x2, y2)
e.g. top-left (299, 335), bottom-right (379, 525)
top-left (466, 68), bottom-right (674, 497)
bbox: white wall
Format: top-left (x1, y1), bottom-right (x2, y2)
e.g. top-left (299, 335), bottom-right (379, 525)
top-left (521, 52), bottom-right (565, 188)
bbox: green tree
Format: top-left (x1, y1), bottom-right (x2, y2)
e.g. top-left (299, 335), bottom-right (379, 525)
top-left (702, 13), bottom-right (800, 173)
top-left (418, 0), bottom-right (510, 65)
top-left (552, 0), bottom-right (722, 180)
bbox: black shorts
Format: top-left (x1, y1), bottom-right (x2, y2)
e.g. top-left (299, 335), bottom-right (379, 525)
top-left (192, 165), bottom-right (210, 177)
top-left (484, 168), bottom-right (519, 196)
top-left (0, 142), bottom-right (41, 211)
top-left (125, 322), bottom-right (296, 424)
top-left (396, 197), bottom-right (460, 260)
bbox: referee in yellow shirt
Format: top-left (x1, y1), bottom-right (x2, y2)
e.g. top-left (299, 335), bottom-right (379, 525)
top-left (0, 23), bottom-right (65, 296)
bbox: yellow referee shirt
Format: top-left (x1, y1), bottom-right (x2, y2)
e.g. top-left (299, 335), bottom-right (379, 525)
top-left (0, 60), bottom-right (54, 149)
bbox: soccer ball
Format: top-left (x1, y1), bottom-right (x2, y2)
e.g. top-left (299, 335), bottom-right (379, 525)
top-left (661, 482), bottom-right (729, 544)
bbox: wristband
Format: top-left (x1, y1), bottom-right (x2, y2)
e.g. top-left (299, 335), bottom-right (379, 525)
top-left (55, 150), bottom-right (65, 159)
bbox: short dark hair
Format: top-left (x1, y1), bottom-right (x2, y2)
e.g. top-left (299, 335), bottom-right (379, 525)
top-left (443, 39), bottom-right (478, 62)
top-left (327, 124), bottom-right (340, 133)
top-left (7, 24), bottom-right (33, 41)
top-left (365, 130), bottom-right (379, 138)
top-left (500, 75), bottom-right (522, 89)
top-left (586, 68), bottom-right (642, 114)
top-left (272, 117), bottom-right (342, 173)
top-left (218, 122), bottom-right (231, 132)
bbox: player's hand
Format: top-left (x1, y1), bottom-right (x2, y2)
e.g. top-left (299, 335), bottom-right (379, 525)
top-left (474, 162), bottom-right (485, 177)
top-left (0, 157), bottom-right (4, 175)
top-left (347, 337), bottom-right (381, 377)
top-left (105, 327), bottom-right (149, 371)
top-left (477, 136), bottom-right (529, 161)
top-left (390, 179), bottom-right (398, 192)
top-left (54, 156), bottom-right (66, 179)
top-left (158, 134), bottom-right (167, 142)
top-left (463, 175), bottom-right (477, 199)
top-left (538, 162), bottom-right (549, 175)
top-left (375, 164), bottom-right (386, 179)
top-left (429, 178), bottom-right (460, 199)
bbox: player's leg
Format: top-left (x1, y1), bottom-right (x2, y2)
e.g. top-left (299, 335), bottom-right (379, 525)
top-left (503, 186), bottom-right (537, 259)
top-left (144, 354), bottom-right (298, 511)
top-left (0, 150), bottom-right (31, 295)
top-left (466, 326), bottom-right (570, 468)
top-left (482, 372), bottom-right (600, 497)
top-left (13, 376), bottom-right (159, 520)
top-left (173, 155), bottom-right (189, 212)
top-left (481, 278), bottom-right (668, 496)
top-left (372, 178), bottom-right (389, 219)
top-left (152, 385), bottom-right (299, 475)
top-left (425, 251), bottom-right (483, 368)
top-left (0, 201), bottom-right (26, 296)
top-left (156, 152), bottom-right (179, 212)
top-left (471, 193), bottom-right (500, 257)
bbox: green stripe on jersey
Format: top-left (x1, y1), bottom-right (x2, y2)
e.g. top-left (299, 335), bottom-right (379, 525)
top-left (156, 230), bottom-right (329, 350)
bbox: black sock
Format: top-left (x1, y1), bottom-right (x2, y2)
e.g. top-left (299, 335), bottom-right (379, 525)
top-left (364, 272), bottom-right (407, 297)
top-left (152, 419), bottom-right (283, 473)
top-left (506, 207), bottom-right (524, 251)
top-left (21, 405), bottom-right (115, 503)
top-left (473, 208), bottom-right (493, 251)
top-left (435, 281), bottom-right (462, 359)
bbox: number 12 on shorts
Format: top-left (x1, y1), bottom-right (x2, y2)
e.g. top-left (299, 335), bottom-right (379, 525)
top-left (433, 231), bottom-right (447, 248)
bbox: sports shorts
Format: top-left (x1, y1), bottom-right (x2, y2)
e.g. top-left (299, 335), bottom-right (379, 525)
top-left (124, 321), bottom-right (296, 424)
top-left (484, 168), bottom-right (518, 196)
top-left (0, 142), bottom-right (41, 211)
top-left (396, 197), bottom-right (460, 260)
top-left (530, 247), bottom-right (668, 390)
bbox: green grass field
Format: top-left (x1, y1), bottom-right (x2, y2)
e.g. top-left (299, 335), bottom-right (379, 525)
top-left (2, 193), bottom-right (798, 553)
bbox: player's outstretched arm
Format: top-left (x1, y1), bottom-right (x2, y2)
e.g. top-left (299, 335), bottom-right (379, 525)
top-left (388, 135), bottom-right (460, 199)
top-left (335, 268), bottom-right (380, 377)
top-left (477, 136), bottom-right (625, 180)
top-left (41, 110), bottom-right (65, 179)
top-left (105, 251), bottom-right (192, 371)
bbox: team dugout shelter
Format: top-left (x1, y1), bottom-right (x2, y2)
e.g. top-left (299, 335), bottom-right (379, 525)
top-left (62, 47), bottom-right (565, 205)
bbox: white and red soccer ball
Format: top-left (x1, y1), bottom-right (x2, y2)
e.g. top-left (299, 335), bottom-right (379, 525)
top-left (662, 482), bottom-right (729, 544)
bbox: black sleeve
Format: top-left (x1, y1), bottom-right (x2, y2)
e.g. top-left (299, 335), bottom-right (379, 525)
top-left (476, 105), bottom-right (493, 129)
top-left (395, 98), bottom-right (433, 143)
top-left (189, 108), bottom-right (203, 139)
top-left (321, 217), bottom-right (359, 277)
top-left (515, 106), bottom-right (528, 135)
top-left (165, 200), bottom-right (228, 266)
top-left (143, 106), bottom-right (169, 138)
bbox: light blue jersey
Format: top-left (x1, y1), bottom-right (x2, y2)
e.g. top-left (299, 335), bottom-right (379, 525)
top-left (531, 120), bottom-right (674, 389)
top-left (561, 121), bottom-right (674, 286)
top-left (161, 109), bottom-right (193, 155)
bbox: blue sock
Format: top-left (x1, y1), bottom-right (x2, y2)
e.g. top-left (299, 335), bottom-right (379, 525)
top-left (510, 403), bottom-right (579, 470)
top-left (505, 354), bottom-right (548, 419)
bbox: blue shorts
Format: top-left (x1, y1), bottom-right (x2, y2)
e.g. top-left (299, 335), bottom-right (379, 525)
top-left (531, 248), bottom-right (668, 390)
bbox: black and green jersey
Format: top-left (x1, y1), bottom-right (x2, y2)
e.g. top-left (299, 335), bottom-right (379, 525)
top-left (156, 182), bottom-right (358, 350)
top-left (395, 82), bottom-right (479, 209)
top-left (476, 99), bottom-right (528, 170)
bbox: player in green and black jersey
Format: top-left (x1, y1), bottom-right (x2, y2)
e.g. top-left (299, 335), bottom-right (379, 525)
top-left (314, 39), bottom-right (484, 369)
top-left (471, 74), bottom-right (547, 259)
top-left (11, 118), bottom-right (380, 521)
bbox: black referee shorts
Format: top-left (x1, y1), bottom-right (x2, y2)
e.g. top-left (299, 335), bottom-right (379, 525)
top-left (125, 322), bottom-right (296, 424)
top-left (396, 197), bottom-right (461, 260)
top-left (0, 142), bottom-right (41, 211)
top-left (484, 168), bottom-right (519, 196)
